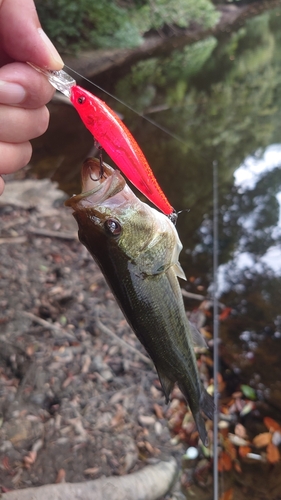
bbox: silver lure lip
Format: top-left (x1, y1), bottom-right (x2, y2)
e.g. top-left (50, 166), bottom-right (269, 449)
top-left (27, 62), bottom-right (76, 98)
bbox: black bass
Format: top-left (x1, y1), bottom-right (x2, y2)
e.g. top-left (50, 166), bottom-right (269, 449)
top-left (65, 158), bottom-right (214, 444)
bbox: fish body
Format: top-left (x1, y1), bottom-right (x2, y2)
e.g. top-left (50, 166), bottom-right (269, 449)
top-left (65, 158), bottom-right (214, 444)
top-left (70, 85), bottom-right (174, 216)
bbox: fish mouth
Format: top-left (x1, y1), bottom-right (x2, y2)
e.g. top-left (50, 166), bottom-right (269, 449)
top-left (65, 158), bottom-right (126, 210)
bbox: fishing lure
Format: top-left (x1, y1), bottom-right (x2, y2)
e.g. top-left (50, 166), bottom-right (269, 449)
top-left (28, 63), bottom-right (175, 218)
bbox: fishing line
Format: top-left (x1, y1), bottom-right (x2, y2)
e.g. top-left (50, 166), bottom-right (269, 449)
top-left (64, 64), bottom-right (187, 146)
top-left (212, 159), bottom-right (219, 500)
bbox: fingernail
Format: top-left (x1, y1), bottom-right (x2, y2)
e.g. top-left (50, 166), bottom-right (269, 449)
top-left (0, 81), bottom-right (26, 104)
top-left (38, 28), bottom-right (64, 69)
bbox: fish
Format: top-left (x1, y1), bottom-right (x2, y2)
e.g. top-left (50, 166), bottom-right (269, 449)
top-left (65, 158), bottom-right (214, 445)
top-left (70, 86), bottom-right (174, 216)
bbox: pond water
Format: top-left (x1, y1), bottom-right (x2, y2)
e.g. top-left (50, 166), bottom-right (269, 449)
top-left (30, 7), bottom-right (281, 499)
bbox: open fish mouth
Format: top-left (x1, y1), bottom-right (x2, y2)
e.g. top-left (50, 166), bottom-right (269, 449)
top-left (65, 158), bottom-right (126, 210)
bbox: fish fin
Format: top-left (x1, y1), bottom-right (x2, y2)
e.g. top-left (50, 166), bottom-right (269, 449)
top-left (172, 262), bottom-right (186, 281)
top-left (189, 322), bottom-right (207, 348)
top-left (156, 368), bottom-right (175, 403)
top-left (200, 387), bottom-right (215, 421)
top-left (194, 412), bottom-right (209, 446)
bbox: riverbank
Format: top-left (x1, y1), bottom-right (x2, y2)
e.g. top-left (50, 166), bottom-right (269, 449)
top-left (63, 0), bottom-right (281, 81)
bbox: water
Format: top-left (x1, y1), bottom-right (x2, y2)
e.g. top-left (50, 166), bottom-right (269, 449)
top-left (30, 7), bottom-right (281, 499)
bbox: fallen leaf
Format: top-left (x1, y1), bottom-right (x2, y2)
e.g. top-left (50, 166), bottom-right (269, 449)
top-left (219, 307), bottom-right (232, 321)
top-left (224, 439), bottom-right (237, 461)
top-left (55, 469), bottom-right (66, 483)
top-left (228, 433), bottom-right (248, 447)
top-left (272, 431), bottom-right (281, 446)
top-left (267, 442), bottom-right (280, 464)
top-left (219, 488), bottom-right (234, 500)
top-left (218, 420), bottom-right (229, 438)
top-left (111, 404), bottom-right (125, 427)
top-left (217, 372), bottom-right (226, 392)
top-left (144, 441), bottom-right (154, 454)
top-left (264, 417), bottom-right (281, 432)
top-left (2, 456), bottom-right (12, 472)
top-left (201, 355), bottom-right (213, 367)
top-left (26, 344), bottom-right (35, 356)
top-left (232, 391), bottom-right (243, 399)
top-left (238, 446), bottom-right (252, 458)
top-left (235, 423), bottom-right (247, 439)
top-left (234, 460), bottom-right (242, 473)
top-left (23, 451), bottom-right (37, 468)
top-left (84, 467), bottom-right (100, 476)
top-left (218, 451), bottom-right (232, 472)
top-left (240, 401), bottom-right (255, 416)
top-left (241, 384), bottom-right (256, 400)
top-left (153, 403), bottom-right (164, 419)
top-left (253, 432), bottom-right (272, 448)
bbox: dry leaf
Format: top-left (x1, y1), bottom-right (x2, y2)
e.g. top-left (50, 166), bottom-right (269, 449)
top-left (144, 441), bottom-right (154, 454)
top-left (84, 467), bottom-right (100, 476)
top-left (224, 439), bottom-right (237, 461)
top-left (238, 446), bottom-right (251, 458)
top-left (267, 442), bottom-right (280, 464)
top-left (253, 432), bottom-right (272, 448)
top-left (272, 431), bottom-right (281, 446)
top-left (234, 460), bottom-right (242, 473)
top-left (218, 420), bottom-right (229, 439)
top-left (111, 404), bottom-right (125, 427)
top-left (55, 469), bottom-right (66, 483)
top-left (235, 423), bottom-right (247, 439)
top-left (264, 417), bottom-right (281, 432)
top-left (26, 344), bottom-right (35, 356)
top-left (228, 433), bottom-right (248, 447)
top-left (23, 451), bottom-right (37, 468)
top-left (219, 488), bottom-right (234, 500)
top-left (153, 403), bottom-right (164, 419)
top-left (218, 451), bottom-right (232, 472)
top-left (219, 307), bottom-right (232, 321)
top-left (240, 400), bottom-right (255, 416)
top-left (201, 355), bottom-right (214, 367)
top-left (217, 372), bottom-right (226, 393)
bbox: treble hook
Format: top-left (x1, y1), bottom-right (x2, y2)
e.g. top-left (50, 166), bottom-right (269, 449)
top-left (89, 143), bottom-right (105, 181)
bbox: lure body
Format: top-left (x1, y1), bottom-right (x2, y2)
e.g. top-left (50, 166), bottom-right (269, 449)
top-left (70, 85), bottom-right (174, 216)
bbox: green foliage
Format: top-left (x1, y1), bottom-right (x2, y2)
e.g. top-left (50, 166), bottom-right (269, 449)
top-left (115, 37), bottom-right (217, 110)
top-left (35, 0), bottom-right (142, 52)
top-left (36, 0), bottom-right (219, 52)
top-left (134, 0), bottom-right (219, 32)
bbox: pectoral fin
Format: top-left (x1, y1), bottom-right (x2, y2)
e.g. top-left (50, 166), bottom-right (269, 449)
top-left (173, 262), bottom-right (186, 280)
top-left (189, 322), bottom-right (207, 348)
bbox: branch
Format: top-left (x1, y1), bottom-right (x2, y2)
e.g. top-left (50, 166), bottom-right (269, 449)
top-left (2, 458), bottom-right (178, 500)
top-left (21, 311), bottom-right (76, 341)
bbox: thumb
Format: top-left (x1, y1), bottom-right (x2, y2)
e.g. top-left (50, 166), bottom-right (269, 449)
top-left (0, 0), bottom-right (63, 70)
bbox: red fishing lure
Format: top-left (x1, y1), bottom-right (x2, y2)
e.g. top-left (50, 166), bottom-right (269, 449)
top-left (70, 86), bottom-right (174, 216)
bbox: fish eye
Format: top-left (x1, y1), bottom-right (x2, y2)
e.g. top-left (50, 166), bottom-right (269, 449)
top-left (77, 96), bottom-right (86, 104)
top-left (104, 218), bottom-right (122, 236)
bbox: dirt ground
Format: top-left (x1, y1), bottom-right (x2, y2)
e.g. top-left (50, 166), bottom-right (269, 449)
top-left (0, 178), bottom-right (187, 496)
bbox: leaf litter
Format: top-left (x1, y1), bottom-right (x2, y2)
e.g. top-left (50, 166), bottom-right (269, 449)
top-left (1, 179), bottom-right (281, 499)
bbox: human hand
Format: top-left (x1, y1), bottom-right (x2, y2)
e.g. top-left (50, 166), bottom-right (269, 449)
top-left (0, 0), bottom-right (64, 195)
